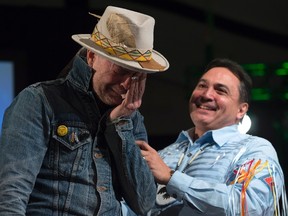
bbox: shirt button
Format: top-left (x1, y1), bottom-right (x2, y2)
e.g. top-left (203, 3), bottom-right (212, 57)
top-left (94, 153), bottom-right (103, 158)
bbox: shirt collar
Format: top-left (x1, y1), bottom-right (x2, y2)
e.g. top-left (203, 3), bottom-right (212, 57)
top-left (210, 124), bottom-right (240, 146)
top-left (179, 124), bottom-right (240, 147)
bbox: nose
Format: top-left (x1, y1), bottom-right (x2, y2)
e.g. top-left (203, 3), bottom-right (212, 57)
top-left (202, 87), bottom-right (214, 99)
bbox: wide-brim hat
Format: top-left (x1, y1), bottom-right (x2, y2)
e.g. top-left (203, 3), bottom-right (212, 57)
top-left (72, 6), bottom-right (169, 73)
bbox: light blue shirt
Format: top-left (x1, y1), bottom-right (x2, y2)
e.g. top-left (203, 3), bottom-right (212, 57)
top-left (150, 124), bottom-right (286, 216)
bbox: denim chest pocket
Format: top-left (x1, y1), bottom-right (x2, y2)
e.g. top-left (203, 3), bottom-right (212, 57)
top-left (51, 121), bottom-right (92, 177)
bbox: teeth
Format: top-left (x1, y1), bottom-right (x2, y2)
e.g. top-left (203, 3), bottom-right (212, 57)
top-left (199, 105), bottom-right (213, 110)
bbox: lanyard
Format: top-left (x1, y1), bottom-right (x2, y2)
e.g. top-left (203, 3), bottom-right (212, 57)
top-left (176, 142), bottom-right (213, 173)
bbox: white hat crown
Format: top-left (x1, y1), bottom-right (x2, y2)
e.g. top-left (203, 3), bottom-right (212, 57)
top-left (96, 6), bottom-right (155, 50)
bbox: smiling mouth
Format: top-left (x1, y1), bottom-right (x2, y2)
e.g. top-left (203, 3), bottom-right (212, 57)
top-left (197, 104), bottom-right (216, 111)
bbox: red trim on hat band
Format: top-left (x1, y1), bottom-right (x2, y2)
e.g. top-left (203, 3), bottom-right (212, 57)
top-left (90, 29), bottom-right (152, 62)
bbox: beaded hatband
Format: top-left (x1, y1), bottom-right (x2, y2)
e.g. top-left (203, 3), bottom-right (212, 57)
top-left (90, 28), bottom-right (153, 62)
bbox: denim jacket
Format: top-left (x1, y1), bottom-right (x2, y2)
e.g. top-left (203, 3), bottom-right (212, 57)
top-left (0, 52), bottom-right (156, 215)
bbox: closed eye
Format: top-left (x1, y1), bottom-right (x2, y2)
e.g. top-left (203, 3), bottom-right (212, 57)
top-left (196, 82), bottom-right (208, 89)
top-left (215, 85), bottom-right (229, 95)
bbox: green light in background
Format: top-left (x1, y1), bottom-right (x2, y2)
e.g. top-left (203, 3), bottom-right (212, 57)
top-left (282, 62), bottom-right (288, 69)
top-left (250, 70), bottom-right (265, 76)
top-left (251, 88), bottom-right (271, 101)
top-left (284, 92), bottom-right (288, 100)
top-left (242, 63), bottom-right (266, 70)
top-left (242, 63), bottom-right (266, 76)
top-left (276, 68), bottom-right (288, 76)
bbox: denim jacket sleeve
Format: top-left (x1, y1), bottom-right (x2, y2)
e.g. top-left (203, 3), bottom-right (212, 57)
top-left (0, 85), bottom-right (51, 215)
top-left (103, 112), bottom-right (156, 215)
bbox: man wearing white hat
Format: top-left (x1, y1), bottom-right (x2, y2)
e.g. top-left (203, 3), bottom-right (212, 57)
top-left (0, 6), bottom-right (169, 215)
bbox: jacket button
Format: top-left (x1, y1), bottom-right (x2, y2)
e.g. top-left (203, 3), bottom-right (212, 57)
top-left (97, 186), bottom-right (107, 191)
top-left (94, 153), bottom-right (103, 158)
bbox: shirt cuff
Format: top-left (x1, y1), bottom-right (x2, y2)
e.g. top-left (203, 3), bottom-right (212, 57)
top-left (166, 170), bottom-right (191, 201)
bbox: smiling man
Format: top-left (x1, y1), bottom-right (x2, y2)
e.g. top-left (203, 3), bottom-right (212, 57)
top-left (189, 65), bottom-right (248, 136)
top-left (134, 58), bottom-right (287, 216)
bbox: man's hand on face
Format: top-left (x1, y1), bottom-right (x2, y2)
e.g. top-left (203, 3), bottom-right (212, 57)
top-left (109, 73), bottom-right (147, 121)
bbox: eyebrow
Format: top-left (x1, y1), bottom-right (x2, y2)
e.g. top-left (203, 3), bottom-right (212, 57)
top-left (199, 78), bottom-right (230, 92)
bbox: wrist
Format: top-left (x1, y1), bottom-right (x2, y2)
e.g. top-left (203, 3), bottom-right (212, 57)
top-left (159, 169), bottom-right (175, 185)
top-left (167, 169), bottom-right (175, 183)
top-left (170, 169), bottom-right (175, 177)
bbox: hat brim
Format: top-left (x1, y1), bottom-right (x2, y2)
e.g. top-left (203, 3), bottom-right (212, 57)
top-left (72, 34), bottom-right (169, 73)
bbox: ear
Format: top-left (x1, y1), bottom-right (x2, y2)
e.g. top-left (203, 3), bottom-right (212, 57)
top-left (86, 50), bottom-right (95, 67)
top-left (237, 103), bottom-right (249, 120)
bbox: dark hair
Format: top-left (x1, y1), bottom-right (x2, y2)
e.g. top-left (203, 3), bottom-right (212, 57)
top-left (204, 58), bottom-right (252, 103)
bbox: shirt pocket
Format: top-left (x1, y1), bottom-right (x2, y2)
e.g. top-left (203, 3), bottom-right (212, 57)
top-left (50, 121), bottom-right (92, 177)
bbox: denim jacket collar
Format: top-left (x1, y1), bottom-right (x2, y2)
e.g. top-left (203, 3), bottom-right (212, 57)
top-left (66, 51), bottom-right (93, 92)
